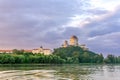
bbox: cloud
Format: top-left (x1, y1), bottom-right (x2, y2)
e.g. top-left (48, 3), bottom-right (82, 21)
top-left (86, 32), bottom-right (120, 56)
top-left (0, 0), bottom-right (120, 56)
top-left (0, 0), bottom-right (82, 49)
top-left (81, 7), bottom-right (120, 55)
top-left (84, 7), bottom-right (120, 37)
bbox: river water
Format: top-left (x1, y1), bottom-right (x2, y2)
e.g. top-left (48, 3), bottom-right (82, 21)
top-left (0, 64), bottom-right (120, 80)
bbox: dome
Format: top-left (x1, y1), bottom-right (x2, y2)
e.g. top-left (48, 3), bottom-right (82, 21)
top-left (69, 35), bottom-right (78, 46)
top-left (70, 35), bottom-right (78, 40)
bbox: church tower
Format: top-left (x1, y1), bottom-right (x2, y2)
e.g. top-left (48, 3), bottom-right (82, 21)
top-left (62, 40), bottom-right (68, 47)
top-left (69, 35), bottom-right (78, 46)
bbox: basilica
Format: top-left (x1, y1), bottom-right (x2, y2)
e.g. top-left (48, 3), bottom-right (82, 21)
top-left (62, 35), bottom-right (89, 51)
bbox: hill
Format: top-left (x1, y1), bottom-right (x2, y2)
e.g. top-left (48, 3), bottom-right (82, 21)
top-left (53, 46), bottom-right (104, 63)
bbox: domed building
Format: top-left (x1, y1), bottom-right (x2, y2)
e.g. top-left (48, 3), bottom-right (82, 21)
top-left (69, 35), bottom-right (78, 46)
top-left (62, 35), bottom-right (79, 47)
top-left (61, 35), bottom-right (89, 51)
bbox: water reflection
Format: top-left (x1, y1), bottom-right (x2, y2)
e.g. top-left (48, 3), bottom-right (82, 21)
top-left (0, 64), bottom-right (120, 80)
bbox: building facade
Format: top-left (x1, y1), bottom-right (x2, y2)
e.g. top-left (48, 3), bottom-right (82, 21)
top-left (62, 40), bottom-right (69, 47)
top-left (69, 35), bottom-right (78, 46)
top-left (0, 47), bottom-right (52, 55)
top-left (32, 46), bottom-right (52, 55)
top-left (0, 50), bottom-right (12, 53)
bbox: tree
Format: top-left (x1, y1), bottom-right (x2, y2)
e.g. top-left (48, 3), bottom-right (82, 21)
top-left (12, 49), bottom-right (19, 54)
top-left (14, 55), bottom-right (25, 63)
top-left (82, 52), bottom-right (90, 63)
top-left (104, 54), bottom-right (115, 63)
top-left (0, 54), bottom-right (15, 64)
top-left (72, 51), bottom-right (80, 58)
top-left (95, 54), bottom-right (104, 63)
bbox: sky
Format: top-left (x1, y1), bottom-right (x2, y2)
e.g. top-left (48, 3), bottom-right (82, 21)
top-left (0, 0), bottom-right (120, 56)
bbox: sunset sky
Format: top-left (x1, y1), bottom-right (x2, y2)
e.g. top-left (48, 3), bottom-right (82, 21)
top-left (0, 0), bottom-right (120, 56)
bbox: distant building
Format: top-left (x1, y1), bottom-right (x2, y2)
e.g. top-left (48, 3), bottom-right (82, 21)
top-left (24, 50), bottom-right (32, 53)
top-left (32, 46), bottom-right (52, 55)
top-left (79, 44), bottom-right (89, 51)
top-left (70, 35), bottom-right (78, 46)
top-left (62, 35), bottom-right (89, 51)
top-left (62, 40), bottom-right (69, 48)
top-left (0, 49), bottom-right (32, 53)
top-left (0, 50), bottom-right (12, 53)
top-left (0, 47), bottom-right (52, 55)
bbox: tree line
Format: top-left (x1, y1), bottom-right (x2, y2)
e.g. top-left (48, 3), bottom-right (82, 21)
top-left (0, 52), bottom-right (65, 64)
top-left (0, 47), bottom-right (120, 64)
top-left (104, 54), bottom-right (120, 63)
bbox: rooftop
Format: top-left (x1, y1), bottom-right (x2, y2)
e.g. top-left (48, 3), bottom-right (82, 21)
top-left (70, 35), bottom-right (78, 39)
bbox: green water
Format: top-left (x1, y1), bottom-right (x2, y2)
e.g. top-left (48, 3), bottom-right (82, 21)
top-left (0, 64), bottom-right (120, 80)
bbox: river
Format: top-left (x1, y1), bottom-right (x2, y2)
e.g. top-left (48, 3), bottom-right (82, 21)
top-left (0, 64), bottom-right (120, 80)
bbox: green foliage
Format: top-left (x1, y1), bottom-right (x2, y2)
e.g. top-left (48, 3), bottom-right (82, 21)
top-left (53, 46), bottom-right (84, 59)
top-left (0, 53), bottom-right (65, 64)
top-left (12, 49), bottom-right (24, 54)
top-left (0, 54), bottom-right (15, 64)
top-left (0, 47), bottom-right (119, 64)
top-left (53, 46), bottom-right (103, 63)
top-left (104, 54), bottom-right (116, 63)
top-left (14, 55), bottom-right (25, 63)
